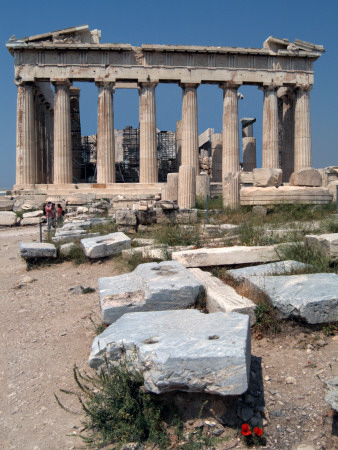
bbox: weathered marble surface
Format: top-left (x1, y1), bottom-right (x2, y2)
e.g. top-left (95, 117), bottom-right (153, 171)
top-left (81, 232), bottom-right (131, 259)
top-left (305, 233), bottom-right (338, 261)
top-left (19, 242), bottom-right (57, 259)
top-left (228, 260), bottom-right (312, 282)
top-left (89, 310), bottom-right (251, 396)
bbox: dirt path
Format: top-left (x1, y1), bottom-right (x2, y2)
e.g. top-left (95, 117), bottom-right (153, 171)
top-left (0, 226), bottom-right (123, 450)
top-left (0, 226), bottom-right (337, 449)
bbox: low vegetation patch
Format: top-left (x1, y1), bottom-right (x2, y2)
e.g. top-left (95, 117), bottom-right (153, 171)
top-left (153, 224), bottom-right (201, 247)
top-left (87, 221), bottom-right (118, 236)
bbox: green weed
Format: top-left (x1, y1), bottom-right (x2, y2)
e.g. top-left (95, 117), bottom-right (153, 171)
top-left (153, 224), bottom-right (201, 247)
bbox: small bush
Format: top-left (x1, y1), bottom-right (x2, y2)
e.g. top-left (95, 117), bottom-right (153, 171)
top-left (65, 244), bottom-right (88, 266)
top-left (88, 221), bottom-right (118, 236)
top-left (153, 224), bottom-right (201, 247)
top-left (55, 361), bottom-right (170, 448)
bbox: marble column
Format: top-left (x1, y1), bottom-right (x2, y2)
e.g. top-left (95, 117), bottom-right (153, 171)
top-left (242, 137), bottom-right (256, 171)
top-left (96, 82), bottom-right (115, 184)
top-left (39, 97), bottom-right (47, 184)
top-left (278, 88), bottom-right (295, 181)
top-left (15, 82), bottom-right (36, 185)
top-left (221, 84), bottom-right (240, 176)
top-left (34, 88), bottom-right (41, 184)
top-left (262, 86), bottom-right (279, 169)
top-left (223, 171), bottom-right (240, 210)
top-left (181, 84), bottom-right (199, 173)
top-left (45, 104), bottom-right (53, 184)
top-left (178, 165), bottom-right (196, 209)
top-left (294, 86), bottom-right (312, 172)
top-left (138, 82), bottom-right (157, 183)
top-left (53, 80), bottom-right (72, 184)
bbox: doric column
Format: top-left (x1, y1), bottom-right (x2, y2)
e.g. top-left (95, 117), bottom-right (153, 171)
top-left (15, 82), bottom-right (36, 185)
top-left (45, 103), bottom-right (53, 184)
top-left (178, 165), bottom-right (196, 209)
top-left (181, 84), bottom-right (199, 172)
top-left (39, 97), bottom-right (47, 184)
top-left (221, 83), bottom-right (241, 175)
top-left (278, 87), bottom-right (295, 181)
top-left (262, 86), bottom-right (279, 169)
top-left (139, 82), bottom-right (157, 183)
top-left (223, 171), bottom-right (240, 210)
top-left (34, 88), bottom-right (41, 184)
top-left (96, 82), bottom-right (115, 184)
top-left (53, 80), bottom-right (72, 184)
top-left (70, 87), bottom-right (83, 183)
top-left (294, 86), bottom-right (312, 172)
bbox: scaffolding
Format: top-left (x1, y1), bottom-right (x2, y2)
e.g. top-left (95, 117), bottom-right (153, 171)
top-left (157, 131), bottom-right (176, 181)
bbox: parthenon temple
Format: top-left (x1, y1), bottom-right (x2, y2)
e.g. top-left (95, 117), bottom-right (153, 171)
top-left (6, 25), bottom-right (326, 205)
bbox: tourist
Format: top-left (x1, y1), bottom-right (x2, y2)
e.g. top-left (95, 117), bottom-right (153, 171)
top-left (45, 202), bottom-right (55, 232)
top-left (56, 203), bottom-right (65, 225)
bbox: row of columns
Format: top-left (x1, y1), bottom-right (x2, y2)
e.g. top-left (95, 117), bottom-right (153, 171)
top-left (15, 80), bottom-right (312, 187)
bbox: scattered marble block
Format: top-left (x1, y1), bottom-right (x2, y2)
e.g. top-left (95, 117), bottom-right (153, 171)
top-left (0, 198), bottom-right (14, 211)
top-left (325, 378), bottom-right (338, 411)
top-left (81, 232), bottom-right (131, 259)
top-left (61, 218), bottom-right (111, 231)
top-left (247, 273), bottom-right (338, 324)
top-left (88, 309), bottom-right (251, 396)
top-left (99, 260), bottom-right (203, 324)
top-left (52, 229), bottom-right (100, 244)
top-left (0, 211), bottom-right (17, 226)
top-left (19, 242), bottom-right (57, 259)
top-left (60, 242), bottom-right (78, 257)
top-left (115, 210), bottom-right (137, 226)
top-left (253, 168), bottom-right (282, 187)
top-left (172, 245), bottom-right (280, 267)
top-left (189, 268), bottom-right (256, 326)
top-left (20, 215), bottom-right (44, 226)
top-left (289, 168), bottom-right (322, 187)
top-left (305, 233), bottom-right (338, 262)
top-left (228, 260), bottom-right (312, 282)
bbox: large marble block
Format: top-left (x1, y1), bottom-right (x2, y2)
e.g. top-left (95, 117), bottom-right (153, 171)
top-left (228, 260), bottom-right (312, 282)
top-left (305, 233), bottom-right (338, 262)
top-left (99, 260), bottom-right (202, 324)
top-left (19, 242), bottom-right (57, 259)
top-left (89, 310), bottom-right (251, 396)
top-left (0, 211), bottom-right (17, 226)
top-left (247, 273), bottom-right (338, 324)
top-left (81, 232), bottom-right (131, 259)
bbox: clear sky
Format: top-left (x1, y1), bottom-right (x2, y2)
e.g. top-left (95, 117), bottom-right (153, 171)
top-left (0, 0), bottom-right (337, 187)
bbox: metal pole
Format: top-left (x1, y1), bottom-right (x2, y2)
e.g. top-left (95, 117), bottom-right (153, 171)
top-left (336, 185), bottom-right (338, 214)
top-left (206, 194), bottom-right (209, 224)
top-left (39, 221), bottom-right (42, 242)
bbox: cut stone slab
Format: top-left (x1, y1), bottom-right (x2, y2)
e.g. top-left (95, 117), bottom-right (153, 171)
top-left (228, 260), bottom-right (312, 282)
top-left (0, 211), bottom-right (17, 226)
top-left (19, 242), bottom-right (57, 259)
top-left (325, 378), bottom-right (338, 411)
top-left (305, 233), bottom-right (338, 262)
top-left (253, 168), bottom-right (282, 187)
top-left (20, 217), bottom-right (44, 226)
top-left (115, 210), bottom-right (137, 226)
top-left (241, 186), bottom-right (333, 205)
top-left (0, 198), bottom-right (14, 211)
top-left (81, 232), bottom-right (131, 259)
top-left (22, 210), bottom-right (44, 218)
top-left (289, 168), bottom-right (322, 187)
top-left (60, 242), bottom-right (77, 257)
top-left (172, 245), bottom-right (280, 267)
top-left (246, 273), bottom-right (338, 324)
top-left (61, 218), bottom-right (111, 231)
top-left (52, 229), bottom-right (100, 244)
top-left (88, 309), bottom-right (251, 396)
top-left (99, 260), bottom-right (203, 324)
top-left (188, 268), bottom-right (256, 326)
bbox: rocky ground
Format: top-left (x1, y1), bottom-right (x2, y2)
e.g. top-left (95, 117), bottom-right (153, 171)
top-left (0, 225), bottom-right (337, 450)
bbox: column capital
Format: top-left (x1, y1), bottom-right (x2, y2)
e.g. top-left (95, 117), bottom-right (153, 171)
top-left (14, 79), bottom-right (35, 87)
top-left (295, 84), bottom-right (313, 92)
top-left (51, 79), bottom-right (72, 88)
top-left (138, 81), bottom-right (158, 89)
top-left (259, 84), bottom-right (278, 92)
top-left (179, 82), bottom-right (200, 89)
top-left (95, 81), bottom-right (115, 90)
top-left (219, 81), bottom-right (241, 90)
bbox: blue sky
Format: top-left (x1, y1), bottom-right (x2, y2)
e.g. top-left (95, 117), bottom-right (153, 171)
top-left (0, 0), bottom-right (337, 187)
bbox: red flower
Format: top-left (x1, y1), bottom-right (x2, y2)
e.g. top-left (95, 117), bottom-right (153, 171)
top-left (241, 423), bottom-right (251, 436)
top-left (254, 427), bottom-right (263, 436)
top-left (185, 235), bottom-right (189, 239)
top-left (194, 246), bottom-right (198, 249)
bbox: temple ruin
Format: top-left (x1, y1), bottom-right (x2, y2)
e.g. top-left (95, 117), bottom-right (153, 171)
top-left (6, 25), bottom-right (327, 204)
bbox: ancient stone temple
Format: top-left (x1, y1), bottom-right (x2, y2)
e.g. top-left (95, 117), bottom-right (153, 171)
top-left (6, 25), bottom-right (325, 199)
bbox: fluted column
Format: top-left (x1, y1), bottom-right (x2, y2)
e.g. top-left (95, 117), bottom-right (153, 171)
top-left (221, 84), bottom-right (240, 175)
top-left (15, 82), bottom-right (36, 185)
top-left (44, 104), bottom-right (53, 184)
top-left (96, 82), bottom-right (115, 184)
top-left (139, 82), bottom-right (157, 183)
top-left (294, 86), bottom-right (312, 172)
top-left (178, 165), bottom-right (196, 209)
top-left (223, 171), bottom-right (240, 210)
top-left (34, 88), bottom-right (41, 184)
top-left (53, 80), bottom-right (72, 184)
top-left (262, 86), bottom-right (279, 169)
top-left (181, 84), bottom-right (199, 172)
top-left (279, 88), bottom-right (295, 181)
top-left (39, 98), bottom-right (47, 184)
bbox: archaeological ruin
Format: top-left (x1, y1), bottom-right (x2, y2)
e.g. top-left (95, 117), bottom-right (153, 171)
top-left (7, 24), bottom-right (335, 207)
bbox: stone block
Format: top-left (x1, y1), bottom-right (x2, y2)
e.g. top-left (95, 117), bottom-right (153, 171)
top-left (61, 218), bottom-right (111, 231)
top-left (115, 210), bottom-right (137, 226)
top-left (325, 378), bottom-right (338, 411)
top-left (241, 186), bottom-right (333, 205)
top-left (22, 210), bottom-right (44, 218)
top-left (136, 210), bottom-right (156, 225)
top-left (247, 273), bottom-right (338, 323)
top-left (20, 217), bottom-right (44, 226)
top-left (240, 172), bottom-right (254, 184)
top-left (328, 181), bottom-right (338, 201)
top-left (66, 194), bottom-right (87, 205)
top-left (189, 268), bottom-right (256, 325)
top-left (0, 211), bottom-right (17, 226)
top-left (52, 230), bottom-right (100, 244)
top-left (19, 242), bottom-right (57, 259)
top-left (0, 198), bottom-right (14, 211)
top-left (172, 245), bottom-right (280, 268)
top-left (60, 242), bottom-right (78, 257)
top-left (305, 233), bottom-right (338, 261)
top-left (80, 232), bottom-right (131, 259)
top-left (98, 260), bottom-right (203, 324)
top-left (253, 168), bottom-right (282, 187)
top-left (228, 260), bottom-right (312, 282)
top-left (89, 309), bottom-right (251, 396)
top-left (289, 168), bottom-right (322, 187)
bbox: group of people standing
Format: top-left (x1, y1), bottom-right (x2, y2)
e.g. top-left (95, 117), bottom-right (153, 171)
top-left (44, 202), bottom-right (65, 231)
